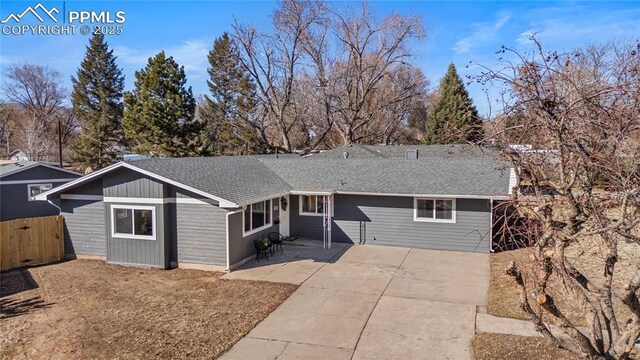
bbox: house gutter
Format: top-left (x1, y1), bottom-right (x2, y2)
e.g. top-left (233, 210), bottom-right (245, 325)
top-left (225, 209), bottom-right (243, 272)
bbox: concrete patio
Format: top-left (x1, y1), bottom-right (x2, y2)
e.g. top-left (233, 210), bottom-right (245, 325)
top-left (221, 242), bottom-right (489, 360)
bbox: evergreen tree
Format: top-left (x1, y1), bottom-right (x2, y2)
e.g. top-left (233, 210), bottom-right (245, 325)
top-left (425, 64), bottom-right (483, 144)
top-left (71, 33), bottom-right (125, 169)
top-left (123, 51), bottom-right (199, 157)
top-left (199, 33), bottom-right (262, 155)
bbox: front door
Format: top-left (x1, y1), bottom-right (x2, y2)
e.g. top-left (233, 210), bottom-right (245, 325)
top-left (279, 195), bottom-right (290, 237)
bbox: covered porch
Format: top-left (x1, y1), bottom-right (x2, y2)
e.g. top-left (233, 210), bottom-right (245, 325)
top-left (223, 238), bottom-right (349, 285)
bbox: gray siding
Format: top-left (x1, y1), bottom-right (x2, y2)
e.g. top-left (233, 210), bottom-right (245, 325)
top-left (167, 188), bottom-right (226, 266)
top-left (103, 168), bottom-right (169, 268)
top-left (106, 202), bottom-right (167, 268)
top-left (228, 199), bottom-right (280, 266)
top-left (0, 181), bottom-right (69, 221)
top-left (172, 203), bottom-right (227, 266)
top-left (291, 194), bottom-right (492, 253)
top-left (103, 167), bottom-right (164, 198)
top-left (0, 166), bottom-right (80, 221)
top-left (61, 199), bottom-right (106, 256)
top-left (66, 179), bottom-right (103, 195)
top-left (290, 195), bottom-right (324, 240)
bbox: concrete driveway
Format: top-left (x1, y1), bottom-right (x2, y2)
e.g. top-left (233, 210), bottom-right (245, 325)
top-left (221, 243), bottom-right (489, 360)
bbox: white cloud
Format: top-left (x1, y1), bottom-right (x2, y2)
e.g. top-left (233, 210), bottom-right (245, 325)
top-left (515, 7), bottom-right (640, 48)
top-left (453, 12), bottom-right (511, 54)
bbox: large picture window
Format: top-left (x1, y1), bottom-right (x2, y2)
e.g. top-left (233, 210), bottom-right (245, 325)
top-left (111, 205), bottom-right (156, 240)
top-left (414, 198), bottom-right (455, 223)
top-left (28, 183), bottom-right (52, 201)
top-left (299, 195), bottom-right (324, 216)
top-left (244, 199), bottom-right (272, 235)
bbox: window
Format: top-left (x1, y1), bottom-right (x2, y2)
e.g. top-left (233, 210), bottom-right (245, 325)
top-left (299, 195), bottom-right (324, 216)
top-left (111, 205), bottom-right (155, 240)
top-left (28, 183), bottom-right (52, 201)
top-left (414, 198), bottom-right (455, 222)
top-left (243, 199), bottom-right (272, 235)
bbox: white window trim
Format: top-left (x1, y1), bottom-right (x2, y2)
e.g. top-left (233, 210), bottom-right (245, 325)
top-left (110, 204), bottom-right (156, 240)
top-left (28, 183), bottom-right (53, 201)
top-left (299, 195), bottom-right (324, 216)
top-left (413, 198), bottom-right (456, 223)
top-left (242, 199), bottom-right (273, 237)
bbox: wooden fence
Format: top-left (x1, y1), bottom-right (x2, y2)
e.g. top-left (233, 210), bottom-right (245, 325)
top-left (0, 215), bottom-right (64, 271)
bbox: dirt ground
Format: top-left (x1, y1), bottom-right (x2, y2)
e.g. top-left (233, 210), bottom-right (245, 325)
top-left (0, 260), bottom-right (297, 360)
top-left (472, 332), bottom-right (581, 360)
top-left (488, 240), bottom-right (639, 326)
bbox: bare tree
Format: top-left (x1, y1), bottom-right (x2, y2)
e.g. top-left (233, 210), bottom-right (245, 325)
top-left (1, 64), bottom-right (68, 161)
top-left (331, 3), bottom-right (425, 145)
top-left (0, 104), bottom-right (16, 157)
top-left (234, 0), bottom-right (327, 152)
top-left (479, 38), bottom-right (640, 359)
top-left (234, 0), bottom-right (426, 152)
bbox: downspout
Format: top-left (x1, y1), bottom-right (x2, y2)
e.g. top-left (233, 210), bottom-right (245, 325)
top-left (225, 208), bottom-right (243, 272)
top-left (47, 196), bottom-right (62, 213)
top-left (489, 199), bottom-right (494, 253)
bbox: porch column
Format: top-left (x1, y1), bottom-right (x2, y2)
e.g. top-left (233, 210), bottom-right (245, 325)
top-left (322, 195), bottom-right (332, 249)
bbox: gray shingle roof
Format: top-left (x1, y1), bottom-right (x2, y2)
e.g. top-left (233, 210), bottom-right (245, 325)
top-left (0, 161), bottom-right (40, 177)
top-left (313, 144), bottom-right (499, 159)
top-left (44, 148), bottom-right (511, 206)
top-left (259, 157), bottom-right (510, 197)
top-left (0, 161), bottom-right (77, 178)
top-left (127, 157), bottom-right (292, 206)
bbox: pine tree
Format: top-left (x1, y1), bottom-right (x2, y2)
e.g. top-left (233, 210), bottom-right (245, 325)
top-left (425, 64), bottom-right (484, 144)
top-left (199, 33), bottom-right (262, 155)
top-left (123, 51), bottom-right (199, 157)
top-left (71, 33), bottom-right (125, 169)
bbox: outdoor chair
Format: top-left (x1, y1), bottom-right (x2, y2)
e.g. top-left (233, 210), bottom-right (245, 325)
top-left (267, 232), bottom-right (285, 254)
top-left (254, 238), bottom-right (271, 261)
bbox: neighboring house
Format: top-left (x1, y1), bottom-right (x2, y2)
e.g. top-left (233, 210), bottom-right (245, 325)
top-left (0, 161), bottom-right (82, 221)
top-left (37, 146), bottom-right (515, 271)
top-left (9, 149), bottom-right (29, 162)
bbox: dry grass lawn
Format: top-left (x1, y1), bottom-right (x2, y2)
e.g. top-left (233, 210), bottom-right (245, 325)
top-left (488, 240), bottom-right (640, 327)
top-left (0, 260), bottom-right (297, 360)
top-left (473, 332), bottom-right (582, 360)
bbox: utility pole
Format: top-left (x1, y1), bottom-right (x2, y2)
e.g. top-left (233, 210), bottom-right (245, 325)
top-left (58, 117), bottom-right (63, 168)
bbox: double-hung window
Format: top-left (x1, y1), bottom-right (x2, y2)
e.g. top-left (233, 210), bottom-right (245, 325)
top-left (414, 198), bottom-right (455, 223)
top-left (28, 183), bottom-right (52, 201)
top-left (111, 205), bottom-right (156, 240)
top-left (299, 195), bottom-right (324, 216)
top-left (244, 199), bottom-right (272, 235)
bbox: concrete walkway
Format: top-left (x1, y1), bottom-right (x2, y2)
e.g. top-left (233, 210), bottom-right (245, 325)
top-left (221, 243), bottom-right (489, 360)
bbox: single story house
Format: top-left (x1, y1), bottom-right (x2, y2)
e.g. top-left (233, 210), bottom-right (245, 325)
top-left (9, 149), bottom-right (29, 162)
top-left (0, 161), bottom-right (82, 221)
top-left (37, 146), bottom-right (516, 271)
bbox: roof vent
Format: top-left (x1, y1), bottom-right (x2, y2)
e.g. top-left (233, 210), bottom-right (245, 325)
top-left (405, 149), bottom-right (418, 160)
top-left (343, 151), bottom-right (349, 159)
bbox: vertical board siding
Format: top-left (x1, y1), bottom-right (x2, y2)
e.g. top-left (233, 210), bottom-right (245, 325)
top-left (228, 200), bottom-right (280, 266)
top-left (61, 199), bottom-right (106, 256)
top-left (0, 215), bottom-right (65, 271)
top-left (291, 194), bottom-right (492, 253)
top-left (103, 167), bottom-right (164, 198)
top-left (103, 169), bottom-right (167, 268)
top-left (106, 202), bottom-right (166, 268)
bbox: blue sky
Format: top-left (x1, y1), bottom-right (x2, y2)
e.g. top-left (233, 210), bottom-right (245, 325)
top-left (1, 1), bottom-right (639, 117)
